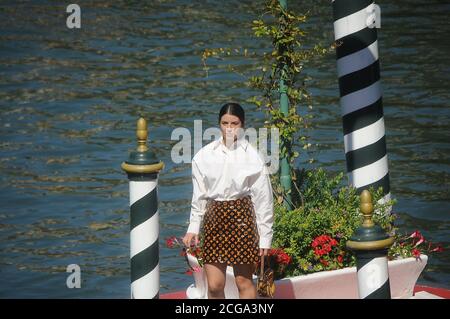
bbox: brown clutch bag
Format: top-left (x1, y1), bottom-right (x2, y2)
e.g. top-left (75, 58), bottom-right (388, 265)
top-left (256, 255), bottom-right (275, 298)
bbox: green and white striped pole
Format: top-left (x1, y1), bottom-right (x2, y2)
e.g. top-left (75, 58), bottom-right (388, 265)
top-left (121, 118), bottom-right (164, 299)
top-left (331, 0), bottom-right (391, 203)
top-left (347, 190), bottom-right (394, 299)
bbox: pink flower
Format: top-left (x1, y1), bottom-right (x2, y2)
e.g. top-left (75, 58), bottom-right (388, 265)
top-left (414, 237), bottom-right (424, 247)
top-left (166, 235), bottom-right (204, 272)
top-left (431, 245), bottom-right (444, 253)
top-left (409, 230), bottom-right (422, 239)
top-left (407, 230), bottom-right (425, 248)
top-left (192, 266), bottom-right (202, 273)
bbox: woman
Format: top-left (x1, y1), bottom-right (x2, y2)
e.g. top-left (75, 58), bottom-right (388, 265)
top-left (183, 102), bottom-right (274, 299)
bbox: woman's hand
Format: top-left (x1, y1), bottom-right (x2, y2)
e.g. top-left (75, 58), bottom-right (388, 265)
top-left (182, 232), bottom-right (199, 247)
top-left (259, 248), bottom-right (269, 256)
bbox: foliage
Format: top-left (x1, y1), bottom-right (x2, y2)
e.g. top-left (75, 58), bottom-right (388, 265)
top-left (247, 0), bottom-right (332, 166)
top-left (272, 168), bottom-right (363, 277)
top-left (270, 168), bottom-right (443, 278)
top-left (389, 230), bottom-right (444, 261)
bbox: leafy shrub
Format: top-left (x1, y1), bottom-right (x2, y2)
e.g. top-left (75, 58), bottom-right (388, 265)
top-left (272, 168), bottom-right (395, 278)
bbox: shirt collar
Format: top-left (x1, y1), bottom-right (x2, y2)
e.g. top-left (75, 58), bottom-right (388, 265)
top-left (213, 135), bottom-right (249, 152)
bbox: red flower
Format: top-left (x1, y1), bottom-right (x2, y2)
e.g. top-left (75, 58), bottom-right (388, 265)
top-left (278, 252), bottom-right (292, 265)
top-left (269, 248), bottom-right (292, 265)
top-left (320, 259), bottom-right (328, 266)
top-left (166, 235), bottom-right (204, 272)
top-left (412, 248), bottom-right (421, 259)
top-left (166, 236), bottom-right (177, 249)
top-left (311, 235), bottom-right (339, 257)
top-left (337, 255), bottom-right (343, 263)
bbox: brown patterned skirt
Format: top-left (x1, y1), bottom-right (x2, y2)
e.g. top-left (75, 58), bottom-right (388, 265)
top-left (202, 195), bottom-right (260, 266)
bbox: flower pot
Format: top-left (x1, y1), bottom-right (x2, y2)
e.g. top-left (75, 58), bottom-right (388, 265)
top-left (186, 253), bottom-right (428, 299)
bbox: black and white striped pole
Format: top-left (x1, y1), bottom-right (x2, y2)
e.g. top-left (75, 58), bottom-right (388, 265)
top-left (346, 190), bottom-right (394, 299)
top-left (121, 118), bottom-right (164, 299)
top-left (332, 0), bottom-right (391, 204)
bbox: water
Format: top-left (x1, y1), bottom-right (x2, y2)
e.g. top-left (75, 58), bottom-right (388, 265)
top-left (0, 0), bottom-right (448, 298)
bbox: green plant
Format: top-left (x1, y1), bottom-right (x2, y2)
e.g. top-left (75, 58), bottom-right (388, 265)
top-left (272, 168), bottom-right (389, 277)
top-left (270, 168), bottom-right (444, 278)
top-left (248, 0), bottom-right (332, 168)
top-left (389, 230), bottom-right (444, 261)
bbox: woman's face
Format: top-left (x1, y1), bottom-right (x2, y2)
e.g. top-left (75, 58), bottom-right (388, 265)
top-left (220, 113), bottom-right (243, 143)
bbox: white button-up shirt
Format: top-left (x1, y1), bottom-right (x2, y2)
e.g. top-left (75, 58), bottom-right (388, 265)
top-left (187, 135), bottom-right (274, 249)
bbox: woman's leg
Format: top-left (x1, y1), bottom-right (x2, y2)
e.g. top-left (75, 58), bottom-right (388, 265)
top-left (233, 264), bottom-right (257, 299)
top-left (204, 263), bottom-right (227, 299)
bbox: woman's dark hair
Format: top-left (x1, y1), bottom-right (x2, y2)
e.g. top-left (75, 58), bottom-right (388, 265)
top-left (218, 103), bottom-right (245, 127)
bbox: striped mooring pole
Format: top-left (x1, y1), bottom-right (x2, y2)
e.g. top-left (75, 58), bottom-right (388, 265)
top-left (121, 118), bottom-right (164, 299)
top-left (331, 0), bottom-right (391, 203)
top-left (346, 190), bottom-right (394, 299)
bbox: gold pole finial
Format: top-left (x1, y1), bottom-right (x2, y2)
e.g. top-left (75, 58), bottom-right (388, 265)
top-left (360, 190), bottom-right (374, 227)
top-left (136, 117), bottom-right (148, 152)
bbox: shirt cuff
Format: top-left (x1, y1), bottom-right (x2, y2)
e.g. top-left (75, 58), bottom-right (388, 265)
top-left (259, 237), bottom-right (272, 249)
top-left (187, 221), bottom-right (201, 235)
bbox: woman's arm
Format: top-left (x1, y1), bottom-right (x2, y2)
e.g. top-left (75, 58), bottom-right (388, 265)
top-left (186, 158), bottom-right (208, 235)
top-left (250, 162), bottom-right (274, 250)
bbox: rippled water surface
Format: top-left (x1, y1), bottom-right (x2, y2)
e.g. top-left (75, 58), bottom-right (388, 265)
top-left (0, 0), bottom-right (448, 298)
